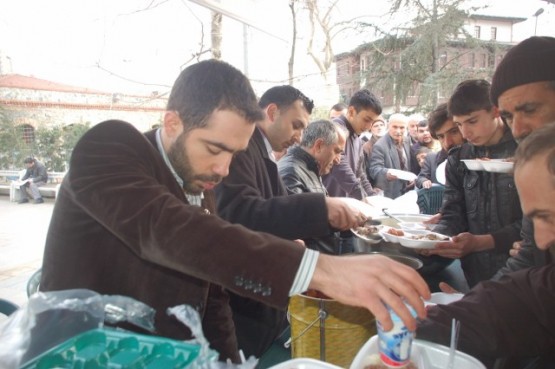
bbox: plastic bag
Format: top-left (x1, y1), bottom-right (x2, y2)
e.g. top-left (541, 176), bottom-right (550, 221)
top-left (0, 289), bottom-right (257, 369)
top-left (168, 305), bottom-right (258, 369)
top-left (0, 289), bottom-right (155, 369)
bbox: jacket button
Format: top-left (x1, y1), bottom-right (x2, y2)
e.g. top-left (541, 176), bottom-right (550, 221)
top-left (253, 283), bottom-right (263, 293)
top-left (234, 276), bottom-right (244, 286)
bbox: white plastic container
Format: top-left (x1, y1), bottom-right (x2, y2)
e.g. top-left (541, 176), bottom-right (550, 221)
top-left (350, 336), bottom-right (486, 369)
top-left (268, 358), bottom-right (343, 369)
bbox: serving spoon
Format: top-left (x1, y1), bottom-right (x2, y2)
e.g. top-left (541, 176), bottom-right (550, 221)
top-left (382, 208), bottom-right (405, 223)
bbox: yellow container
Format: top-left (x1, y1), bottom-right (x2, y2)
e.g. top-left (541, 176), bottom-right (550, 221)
top-left (289, 293), bottom-right (376, 368)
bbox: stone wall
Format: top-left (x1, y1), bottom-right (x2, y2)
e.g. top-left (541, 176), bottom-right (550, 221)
top-left (0, 86), bottom-right (166, 132)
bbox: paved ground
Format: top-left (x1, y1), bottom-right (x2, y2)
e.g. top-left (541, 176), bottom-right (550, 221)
top-left (0, 195), bottom-right (54, 309)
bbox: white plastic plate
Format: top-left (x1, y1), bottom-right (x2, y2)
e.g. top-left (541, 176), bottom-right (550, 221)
top-left (268, 358), bottom-right (343, 369)
top-left (388, 169), bottom-right (418, 181)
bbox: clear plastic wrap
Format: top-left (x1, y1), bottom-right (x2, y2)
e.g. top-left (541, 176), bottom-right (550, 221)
top-left (0, 289), bottom-right (257, 369)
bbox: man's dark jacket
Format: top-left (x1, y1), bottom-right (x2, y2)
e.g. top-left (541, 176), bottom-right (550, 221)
top-left (215, 127), bottom-right (330, 357)
top-left (40, 121), bottom-right (305, 362)
top-left (278, 145), bottom-right (340, 254)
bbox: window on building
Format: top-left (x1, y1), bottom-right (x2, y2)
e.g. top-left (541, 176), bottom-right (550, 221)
top-left (19, 124), bottom-right (35, 145)
top-left (490, 27), bottom-right (497, 40)
top-left (474, 26), bottom-right (481, 39)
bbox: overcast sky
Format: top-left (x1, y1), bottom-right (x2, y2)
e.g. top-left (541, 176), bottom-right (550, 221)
top-left (1, 0), bottom-right (553, 97)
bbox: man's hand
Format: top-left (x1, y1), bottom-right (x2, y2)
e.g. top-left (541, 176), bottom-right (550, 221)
top-left (309, 254), bottom-right (431, 332)
top-left (419, 233), bottom-right (494, 259)
top-left (509, 240), bottom-right (523, 257)
top-left (325, 197), bottom-right (365, 230)
top-left (423, 213), bottom-right (441, 224)
top-left (422, 180), bottom-right (433, 189)
top-left (386, 170), bottom-right (399, 182)
top-left (438, 282), bottom-right (461, 294)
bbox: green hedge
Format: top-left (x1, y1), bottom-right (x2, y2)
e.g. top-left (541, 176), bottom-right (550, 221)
top-left (0, 111), bottom-right (90, 172)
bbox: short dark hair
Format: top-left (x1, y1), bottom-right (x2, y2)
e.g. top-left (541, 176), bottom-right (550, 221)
top-left (349, 89), bottom-right (382, 115)
top-left (24, 157), bottom-right (35, 164)
top-left (514, 123), bottom-right (555, 186)
top-left (448, 79), bottom-right (492, 116)
top-left (331, 102), bottom-right (347, 112)
top-left (417, 119), bottom-right (429, 128)
top-left (167, 60), bottom-right (264, 132)
top-left (428, 103), bottom-right (450, 139)
top-left (259, 85), bottom-right (314, 114)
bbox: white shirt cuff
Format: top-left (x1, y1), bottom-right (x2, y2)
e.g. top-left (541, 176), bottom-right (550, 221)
top-left (288, 249), bottom-right (319, 296)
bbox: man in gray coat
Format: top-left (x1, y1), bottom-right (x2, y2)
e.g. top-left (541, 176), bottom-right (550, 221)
top-left (368, 113), bottom-right (414, 199)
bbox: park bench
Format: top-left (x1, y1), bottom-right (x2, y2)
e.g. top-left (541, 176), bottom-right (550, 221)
top-left (0, 170), bottom-right (66, 199)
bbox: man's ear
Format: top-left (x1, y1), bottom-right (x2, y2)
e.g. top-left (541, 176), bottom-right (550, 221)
top-left (346, 106), bottom-right (356, 120)
top-left (314, 138), bottom-right (324, 153)
top-left (266, 103), bottom-right (279, 123)
top-left (163, 111), bottom-right (184, 138)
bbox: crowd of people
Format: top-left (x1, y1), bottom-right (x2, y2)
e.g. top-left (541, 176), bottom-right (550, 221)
top-left (34, 35), bottom-right (555, 369)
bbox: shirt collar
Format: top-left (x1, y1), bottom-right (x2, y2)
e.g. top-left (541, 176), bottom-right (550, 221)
top-left (155, 128), bottom-right (203, 205)
top-left (259, 127), bottom-right (276, 162)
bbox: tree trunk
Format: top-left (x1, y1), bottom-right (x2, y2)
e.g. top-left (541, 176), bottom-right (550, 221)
top-left (211, 12), bottom-right (222, 60)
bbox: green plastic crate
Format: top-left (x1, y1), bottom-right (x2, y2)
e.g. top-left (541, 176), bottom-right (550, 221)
top-left (20, 328), bottom-right (202, 369)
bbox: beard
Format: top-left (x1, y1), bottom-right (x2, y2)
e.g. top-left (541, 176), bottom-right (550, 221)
top-left (167, 132), bottom-right (222, 194)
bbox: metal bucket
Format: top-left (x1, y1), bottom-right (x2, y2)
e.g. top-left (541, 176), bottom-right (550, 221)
top-left (288, 292), bottom-right (376, 368)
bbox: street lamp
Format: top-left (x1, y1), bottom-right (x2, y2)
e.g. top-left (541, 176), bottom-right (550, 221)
top-left (533, 8), bottom-right (544, 36)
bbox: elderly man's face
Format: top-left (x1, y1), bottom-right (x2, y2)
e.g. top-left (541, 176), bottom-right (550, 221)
top-left (515, 152), bottom-right (555, 251)
top-left (498, 82), bottom-right (555, 142)
top-left (315, 132), bottom-right (346, 176)
top-left (388, 119), bottom-right (407, 145)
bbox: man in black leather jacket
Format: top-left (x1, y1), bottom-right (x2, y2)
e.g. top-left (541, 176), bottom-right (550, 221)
top-left (278, 120), bottom-right (347, 254)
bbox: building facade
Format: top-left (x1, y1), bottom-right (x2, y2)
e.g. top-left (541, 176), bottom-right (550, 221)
top-left (335, 14), bottom-right (526, 113)
top-left (0, 74), bottom-right (166, 134)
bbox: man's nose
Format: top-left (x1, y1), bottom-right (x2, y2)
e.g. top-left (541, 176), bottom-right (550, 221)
top-left (533, 221), bottom-right (553, 251)
top-left (213, 156), bottom-right (232, 178)
top-left (511, 115), bottom-right (530, 141)
top-left (444, 135), bottom-right (454, 149)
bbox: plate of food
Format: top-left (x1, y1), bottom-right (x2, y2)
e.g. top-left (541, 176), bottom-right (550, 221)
top-left (351, 221), bottom-right (384, 244)
top-left (396, 230), bottom-right (450, 249)
top-left (479, 158), bottom-right (514, 173)
top-left (377, 226), bottom-right (406, 243)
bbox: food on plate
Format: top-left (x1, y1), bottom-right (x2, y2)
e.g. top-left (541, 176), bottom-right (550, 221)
top-left (387, 228), bottom-right (405, 236)
top-left (355, 225), bottom-right (380, 236)
top-left (363, 354), bottom-right (418, 369)
top-left (477, 157), bottom-right (491, 161)
top-left (406, 233), bottom-right (449, 241)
